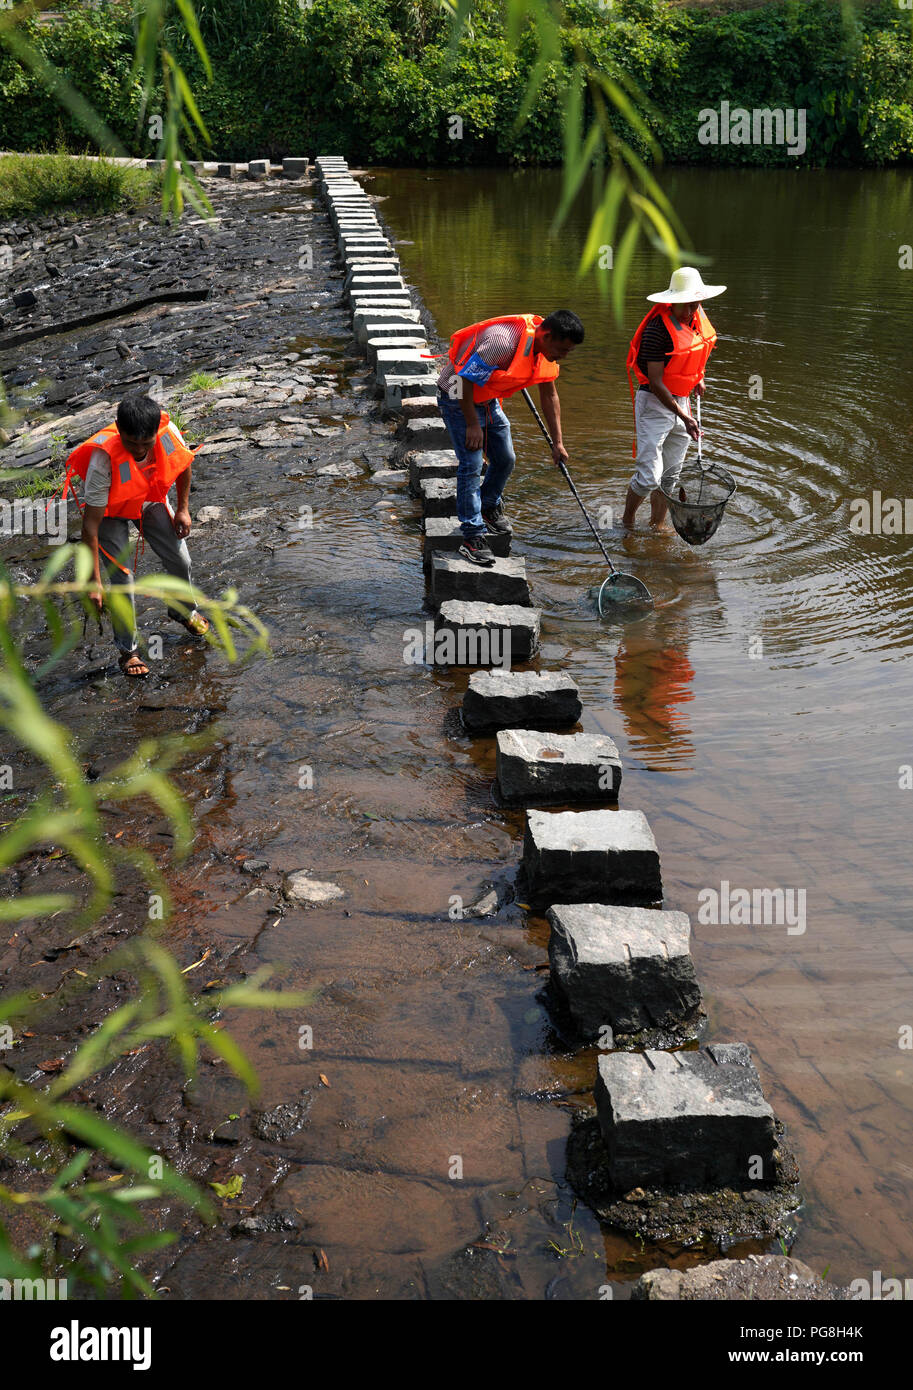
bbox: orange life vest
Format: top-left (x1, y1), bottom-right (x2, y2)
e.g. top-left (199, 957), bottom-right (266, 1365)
top-left (62, 414), bottom-right (199, 520)
top-left (448, 313), bottom-right (560, 404)
top-left (627, 304), bottom-right (716, 398)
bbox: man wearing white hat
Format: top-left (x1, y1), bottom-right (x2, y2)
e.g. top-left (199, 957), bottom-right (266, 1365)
top-left (623, 266), bottom-right (726, 528)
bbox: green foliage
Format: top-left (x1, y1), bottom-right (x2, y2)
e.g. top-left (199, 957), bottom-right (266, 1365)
top-left (1, 0), bottom-right (910, 169)
top-left (0, 550), bottom-right (286, 1296)
top-left (0, 150), bottom-right (160, 220)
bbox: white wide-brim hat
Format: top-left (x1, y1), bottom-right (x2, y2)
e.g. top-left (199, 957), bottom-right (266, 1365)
top-left (647, 266), bottom-right (726, 303)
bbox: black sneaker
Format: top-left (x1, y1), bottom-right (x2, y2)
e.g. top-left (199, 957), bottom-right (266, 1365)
top-left (482, 503), bottom-right (512, 535)
top-left (458, 535), bottom-right (496, 567)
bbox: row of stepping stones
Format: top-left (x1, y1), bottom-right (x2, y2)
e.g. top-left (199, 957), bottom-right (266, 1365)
top-left (316, 157), bottom-right (798, 1236)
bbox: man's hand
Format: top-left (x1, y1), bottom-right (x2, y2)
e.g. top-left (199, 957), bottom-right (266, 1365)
top-left (172, 507), bottom-right (192, 540)
top-left (694, 379), bottom-right (706, 398)
top-left (89, 586), bottom-right (104, 613)
top-left (465, 420), bottom-right (483, 450)
top-left (551, 442), bottom-right (569, 468)
top-left (682, 414), bottom-right (700, 442)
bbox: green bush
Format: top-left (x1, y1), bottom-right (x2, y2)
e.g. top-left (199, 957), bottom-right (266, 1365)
top-left (0, 0), bottom-right (911, 168)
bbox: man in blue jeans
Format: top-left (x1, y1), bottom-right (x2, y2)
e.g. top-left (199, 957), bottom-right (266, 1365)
top-left (437, 310), bottom-right (584, 566)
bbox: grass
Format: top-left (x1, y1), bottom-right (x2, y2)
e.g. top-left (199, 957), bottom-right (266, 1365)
top-left (11, 471), bottom-right (59, 500)
top-left (186, 372), bottom-right (226, 391)
top-left (0, 151), bottom-right (162, 221)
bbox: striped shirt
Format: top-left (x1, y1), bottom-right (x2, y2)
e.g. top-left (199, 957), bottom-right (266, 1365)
top-left (636, 310), bottom-right (697, 390)
top-left (437, 318), bottom-right (524, 398)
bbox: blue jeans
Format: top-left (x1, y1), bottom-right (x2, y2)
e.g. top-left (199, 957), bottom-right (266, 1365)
top-left (437, 392), bottom-right (516, 538)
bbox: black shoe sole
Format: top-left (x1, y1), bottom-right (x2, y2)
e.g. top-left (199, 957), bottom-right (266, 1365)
top-left (458, 542), bottom-right (496, 567)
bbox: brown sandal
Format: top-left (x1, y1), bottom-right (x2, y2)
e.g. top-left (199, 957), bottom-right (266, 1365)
top-left (119, 650), bottom-right (150, 679)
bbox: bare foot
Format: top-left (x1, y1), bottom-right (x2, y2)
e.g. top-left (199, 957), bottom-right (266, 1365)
top-left (119, 650), bottom-right (150, 678)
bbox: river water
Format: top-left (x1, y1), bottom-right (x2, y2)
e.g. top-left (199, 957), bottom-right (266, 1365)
top-left (6, 165), bottom-right (911, 1299)
top-left (364, 165), bottom-right (913, 1287)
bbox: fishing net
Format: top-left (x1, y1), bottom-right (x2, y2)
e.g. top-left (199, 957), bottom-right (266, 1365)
top-left (662, 462), bottom-right (736, 546)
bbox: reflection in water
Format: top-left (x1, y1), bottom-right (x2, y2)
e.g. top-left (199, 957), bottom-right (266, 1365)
top-left (614, 635), bottom-right (695, 769)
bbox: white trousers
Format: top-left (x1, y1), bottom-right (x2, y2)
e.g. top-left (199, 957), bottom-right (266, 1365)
top-left (630, 389), bottom-right (692, 497)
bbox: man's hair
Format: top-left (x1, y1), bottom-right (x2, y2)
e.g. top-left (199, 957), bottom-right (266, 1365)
top-left (541, 309), bottom-right (584, 344)
top-left (117, 394), bottom-right (162, 438)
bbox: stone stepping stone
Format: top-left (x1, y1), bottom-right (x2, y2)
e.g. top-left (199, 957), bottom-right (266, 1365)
top-left (461, 670), bottom-right (582, 732)
top-left (435, 600), bottom-right (540, 666)
top-left (366, 335), bottom-right (427, 369)
top-left (401, 394), bottom-right (437, 419)
top-left (282, 157), bottom-right (309, 177)
top-left (404, 416), bottom-right (449, 450)
top-left (352, 300), bottom-right (414, 321)
top-left (419, 476), bottom-right (456, 518)
top-left (522, 808), bottom-right (662, 910)
top-left (339, 237), bottom-right (392, 250)
top-left (594, 1044), bottom-right (776, 1191)
top-left (422, 516), bottom-right (510, 565)
top-left (348, 275), bottom-right (404, 297)
top-left (376, 347), bottom-right (435, 382)
top-left (345, 260), bottom-right (400, 280)
top-left (328, 198), bottom-right (372, 210)
top-left (353, 309), bottom-right (421, 344)
top-left (497, 729), bottom-right (621, 804)
top-left (431, 554), bottom-right (531, 608)
top-left (409, 450), bottom-right (457, 496)
top-left (546, 902), bottom-right (701, 1039)
top-left (386, 377), bottom-right (437, 410)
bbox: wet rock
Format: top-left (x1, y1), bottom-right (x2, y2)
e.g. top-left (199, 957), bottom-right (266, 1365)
top-left (461, 669), bottom-right (582, 732)
top-left (632, 1255), bottom-right (849, 1302)
top-left (403, 416), bottom-right (449, 451)
top-left (419, 476), bottom-right (456, 519)
top-left (409, 449), bottom-right (457, 497)
top-left (497, 729), bottom-right (621, 804)
top-left (595, 1045), bottom-right (776, 1190)
top-left (435, 600), bottom-right (540, 665)
top-left (370, 469), bottom-right (407, 487)
top-left (546, 903), bottom-right (702, 1039)
top-left (13, 290), bottom-right (37, 308)
top-left (318, 461), bottom-right (361, 478)
top-left (423, 517), bottom-right (510, 567)
top-left (522, 808), bottom-right (662, 910)
top-left (232, 1211), bottom-right (303, 1236)
top-left (283, 870), bottom-right (345, 905)
top-left (252, 1093), bottom-right (311, 1142)
top-left (195, 506), bottom-right (224, 524)
top-left (241, 858), bottom-right (269, 875)
top-left (431, 554), bottom-right (530, 609)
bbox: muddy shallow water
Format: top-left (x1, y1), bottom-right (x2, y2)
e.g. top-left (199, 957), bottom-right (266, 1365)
top-left (1, 164), bottom-right (911, 1298)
